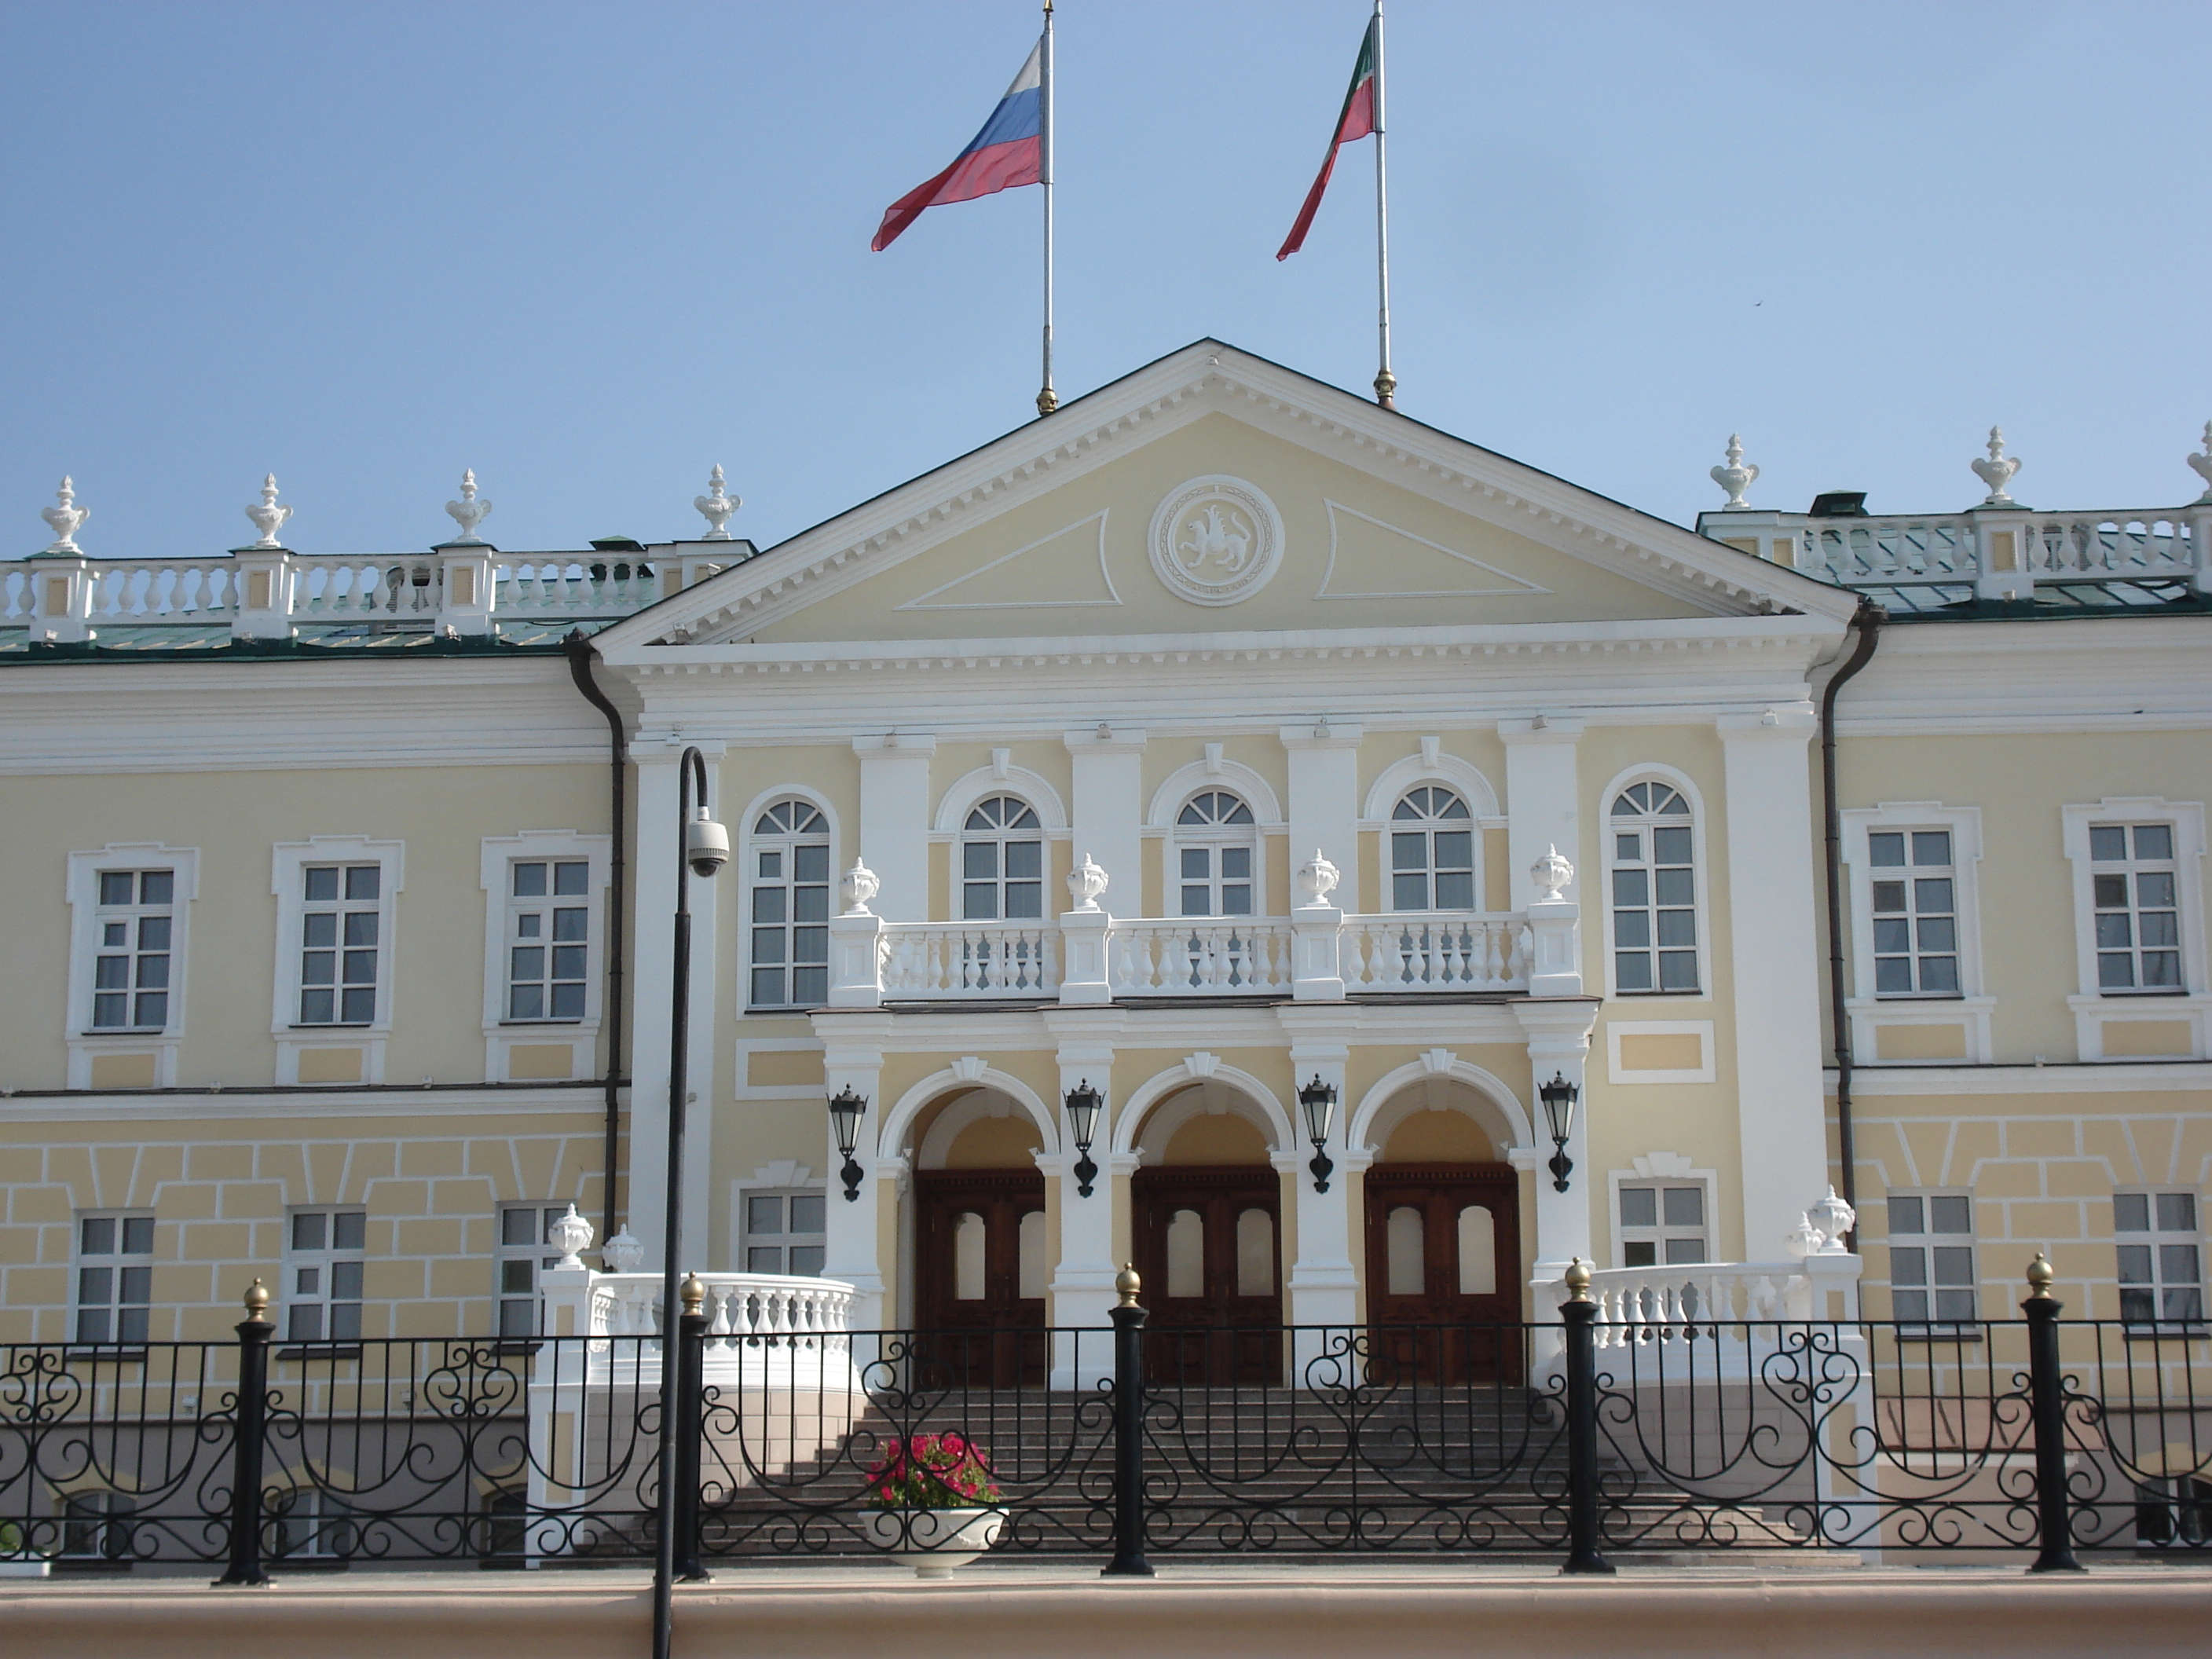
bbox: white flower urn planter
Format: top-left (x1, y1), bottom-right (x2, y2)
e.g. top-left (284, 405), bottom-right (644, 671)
top-left (861, 1505), bottom-right (1005, 1577)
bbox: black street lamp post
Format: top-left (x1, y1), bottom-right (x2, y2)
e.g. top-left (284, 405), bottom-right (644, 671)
top-left (1064, 1080), bottom-right (1102, 1196)
top-left (653, 747), bottom-right (726, 1659)
top-left (1540, 1071), bottom-right (1580, 1193)
top-left (828, 1086), bottom-right (867, 1202)
top-left (1299, 1074), bottom-right (1338, 1193)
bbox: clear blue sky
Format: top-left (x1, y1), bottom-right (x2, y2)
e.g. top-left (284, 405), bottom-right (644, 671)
top-left (4, 2), bottom-right (2207, 560)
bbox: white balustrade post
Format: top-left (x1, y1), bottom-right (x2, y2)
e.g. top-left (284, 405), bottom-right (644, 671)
top-left (1969, 507), bottom-right (2034, 602)
top-left (436, 542), bottom-right (497, 635)
top-left (1057, 855), bottom-right (1112, 1005)
top-left (827, 862), bottom-right (884, 1009)
top-left (1524, 845), bottom-right (1582, 998)
top-left (2188, 505), bottom-right (2212, 596)
top-left (229, 547), bottom-right (295, 639)
top-left (27, 551), bottom-right (93, 643)
top-left (1291, 849), bottom-right (1345, 1002)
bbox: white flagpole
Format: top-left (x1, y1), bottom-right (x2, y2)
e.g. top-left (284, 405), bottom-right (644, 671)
top-left (1037, 0), bottom-right (1059, 416)
top-left (1371, 0), bottom-right (1395, 410)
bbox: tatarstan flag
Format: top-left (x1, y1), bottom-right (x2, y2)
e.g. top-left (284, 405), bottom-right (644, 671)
top-left (1276, 17), bottom-right (1377, 261)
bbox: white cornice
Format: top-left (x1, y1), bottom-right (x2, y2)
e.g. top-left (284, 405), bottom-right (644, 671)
top-left (1834, 616), bottom-right (2212, 734)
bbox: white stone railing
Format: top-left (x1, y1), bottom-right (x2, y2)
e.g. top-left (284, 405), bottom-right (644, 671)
top-left (585, 1270), bottom-right (856, 1350)
top-left (1341, 913), bottom-right (1529, 992)
top-left (1548, 1254), bottom-right (1863, 1350)
top-left (534, 1257), bottom-right (862, 1391)
top-left (1108, 918), bottom-right (1296, 996)
top-left (879, 921), bottom-right (1061, 998)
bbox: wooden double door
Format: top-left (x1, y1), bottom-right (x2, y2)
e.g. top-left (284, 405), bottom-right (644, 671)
top-left (912, 1169), bottom-right (1046, 1386)
top-left (1362, 1163), bottom-right (1522, 1382)
top-left (1130, 1166), bottom-right (1284, 1386)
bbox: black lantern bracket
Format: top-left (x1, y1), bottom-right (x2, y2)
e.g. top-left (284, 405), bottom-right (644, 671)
top-left (1065, 1079), bottom-right (1103, 1198)
top-left (1540, 1070), bottom-right (1580, 1194)
top-left (1298, 1072), bottom-right (1338, 1194)
top-left (828, 1086), bottom-right (868, 1203)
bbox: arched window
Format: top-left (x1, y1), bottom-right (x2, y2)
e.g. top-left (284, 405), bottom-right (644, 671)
top-left (962, 796), bottom-right (1042, 920)
top-left (1390, 786), bottom-right (1476, 911)
top-left (1177, 790), bottom-right (1255, 917)
top-left (1610, 781), bottom-right (1699, 993)
top-left (749, 799), bottom-right (830, 1008)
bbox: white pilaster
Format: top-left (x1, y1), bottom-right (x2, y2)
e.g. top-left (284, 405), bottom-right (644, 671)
top-left (1064, 726), bottom-right (1145, 910)
top-left (1718, 708), bottom-right (1828, 1263)
top-left (1282, 1038), bottom-right (1357, 1329)
top-left (1046, 1024), bottom-right (1120, 1334)
top-left (815, 1016), bottom-right (892, 1330)
top-left (1501, 717), bottom-right (1584, 910)
top-left (1512, 998), bottom-right (1599, 1280)
top-left (854, 734), bottom-right (936, 922)
top-left (1281, 720), bottom-right (1364, 906)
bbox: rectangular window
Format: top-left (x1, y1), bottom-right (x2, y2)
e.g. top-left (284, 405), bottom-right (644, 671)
top-left (496, 1204), bottom-right (569, 1337)
top-left (751, 844), bottom-right (831, 1007)
top-left (90, 870), bottom-right (175, 1031)
top-left (2116, 1191), bottom-right (2204, 1329)
top-left (299, 865), bottom-right (381, 1025)
top-left (1611, 824), bottom-right (1699, 993)
top-left (742, 1190), bottom-right (827, 1276)
top-left (285, 1210), bottom-right (367, 1342)
top-left (60, 1492), bottom-right (136, 1561)
top-left (1617, 1183), bottom-right (1706, 1267)
top-left (506, 860), bottom-right (590, 1021)
top-left (75, 1214), bottom-right (154, 1345)
top-left (1179, 845), bottom-right (1253, 917)
top-left (1869, 830), bottom-right (1960, 997)
top-left (1888, 1194), bottom-right (1976, 1328)
top-left (2090, 824), bottom-right (2183, 992)
top-left (273, 1489), bottom-right (356, 1560)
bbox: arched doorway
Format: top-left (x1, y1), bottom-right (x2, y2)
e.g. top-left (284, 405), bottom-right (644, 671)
top-left (1361, 1087), bottom-right (1522, 1382)
top-left (908, 1090), bottom-right (1047, 1385)
top-left (1130, 1082), bottom-right (1283, 1385)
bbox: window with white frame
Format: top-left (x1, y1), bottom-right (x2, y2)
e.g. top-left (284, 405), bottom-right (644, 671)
top-left (75, 1214), bottom-right (154, 1344)
top-left (272, 1488), bottom-right (356, 1560)
top-left (2116, 1192), bottom-right (2204, 1329)
top-left (962, 796), bottom-right (1043, 920)
top-left (742, 1190), bottom-right (827, 1276)
top-left (1869, 829), bottom-right (1960, 996)
top-left (2090, 823), bottom-right (2184, 993)
top-left (1390, 787), bottom-right (1476, 911)
top-left (1617, 1183), bottom-right (1706, 1267)
top-left (1887, 1194), bottom-right (1976, 1328)
top-left (89, 870), bottom-right (175, 1031)
top-left (1610, 782), bottom-right (1700, 994)
top-left (298, 864), bottom-right (382, 1025)
top-left (749, 800), bottom-right (831, 1009)
top-left (284, 1210), bottom-right (366, 1342)
top-left (496, 1204), bottom-right (569, 1337)
top-left (1176, 790), bottom-right (1256, 917)
top-left (504, 859), bottom-right (590, 1020)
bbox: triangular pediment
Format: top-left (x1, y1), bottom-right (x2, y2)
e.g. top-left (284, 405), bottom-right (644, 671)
top-left (591, 342), bottom-right (1856, 657)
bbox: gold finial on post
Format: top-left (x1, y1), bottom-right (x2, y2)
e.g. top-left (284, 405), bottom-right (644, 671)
top-left (243, 1278), bottom-right (271, 1321)
top-left (1115, 1262), bottom-right (1142, 1308)
top-left (679, 1272), bottom-right (707, 1317)
top-left (2026, 1251), bottom-right (2056, 1301)
top-left (1564, 1257), bottom-right (1593, 1304)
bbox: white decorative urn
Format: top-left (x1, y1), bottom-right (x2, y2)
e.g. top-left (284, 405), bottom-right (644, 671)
top-left (2188, 421), bottom-right (2212, 505)
top-left (600, 1226), bottom-right (645, 1274)
top-left (548, 1203), bottom-right (595, 1269)
top-left (1709, 434), bottom-right (1758, 511)
top-left (41, 477), bottom-right (88, 554)
top-left (1066, 854), bottom-right (1108, 911)
top-left (244, 474), bottom-right (293, 549)
top-left (694, 464), bottom-right (739, 539)
top-left (444, 469), bottom-right (493, 544)
top-left (840, 860), bottom-right (881, 917)
top-left (1783, 1213), bottom-right (1826, 1262)
top-left (1531, 844), bottom-right (1575, 901)
top-left (1970, 427), bottom-right (2022, 507)
top-left (1295, 848), bottom-right (1341, 907)
top-left (1807, 1185), bottom-right (1858, 1251)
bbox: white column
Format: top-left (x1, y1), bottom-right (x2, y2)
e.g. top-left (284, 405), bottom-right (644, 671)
top-left (1501, 717), bottom-right (1584, 910)
top-left (853, 734), bottom-right (936, 922)
top-left (1281, 720), bottom-right (1363, 910)
top-left (1282, 1036), bottom-right (1357, 1328)
top-left (1513, 1000), bottom-right (1598, 1282)
top-left (1064, 726), bottom-right (1145, 912)
top-left (1718, 709), bottom-right (1828, 1263)
top-left (1046, 1024), bottom-right (1121, 1379)
top-left (815, 1017), bottom-right (891, 1329)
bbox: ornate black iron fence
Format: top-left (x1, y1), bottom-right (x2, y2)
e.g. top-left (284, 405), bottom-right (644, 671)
top-left (3, 1262), bottom-right (2207, 1578)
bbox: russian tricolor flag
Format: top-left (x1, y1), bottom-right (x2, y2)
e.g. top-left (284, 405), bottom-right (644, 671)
top-left (873, 42), bottom-right (1044, 252)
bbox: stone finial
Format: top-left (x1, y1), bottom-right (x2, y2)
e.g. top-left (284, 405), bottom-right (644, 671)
top-left (1296, 848), bottom-right (1341, 907)
top-left (1709, 434), bottom-right (1758, 511)
top-left (1971, 427), bottom-right (2022, 507)
top-left (1808, 1184), bottom-right (1857, 1250)
top-left (679, 1272), bottom-right (707, 1317)
top-left (1783, 1213), bottom-right (1825, 1261)
top-left (694, 464), bottom-right (739, 540)
top-left (1115, 1262), bottom-right (1143, 1307)
top-left (2026, 1251), bottom-right (2056, 1300)
top-left (244, 474), bottom-right (293, 550)
top-left (548, 1201), bottom-right (595, 1269)
top-left (840, 860), bottom-right (881, 917)
top-left (1067, 853), bottom-right (1108, 911)
top-left (243, 1278), bottom-right (271, 1321)
top-left (1531, 844), bottom-right (1575, 901)
top-left (1564, 1257), bottom-right (1593, 1303)
top-left (443, 469), bottom-right (493, 544)
top-left (2188, 422), bottom-right (2212, 505)
top-left (40, 476), bottom-right (87, 554)
top-left (600, 1226), bottom-right (645, 1274)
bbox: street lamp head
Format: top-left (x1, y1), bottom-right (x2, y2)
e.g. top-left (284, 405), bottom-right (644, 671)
top-left (827, 1086), bottom-right (868, 1203)
top-left (1539, 1071), bottom-right (1579, 1193)
top-left (1298, 1074), bottom-right (1338, 1193)
top-left (685, 811), bottom-right (730, 878)
top-left (1064, 1079), bottom-right (1103, 1198)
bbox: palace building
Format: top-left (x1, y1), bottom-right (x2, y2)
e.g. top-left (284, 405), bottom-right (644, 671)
top-left (3, 339), bottom-right (2210, 1358)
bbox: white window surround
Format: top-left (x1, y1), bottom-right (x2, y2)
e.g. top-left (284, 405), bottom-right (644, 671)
top-left (2061, 800), bottom-right (2210, 1062)
top-left (728, 1160), bottom-right (826, 1272)
top-left (64, 844), bottom-right (200, 1090)
top-left (1358, 742), bottom-right (1501, 824)
top-left (478, 832), bottom-right (610, 1081)
top-left (271, 836), bottom-right (404, 1086)
top-left (1605, 1020), bottom-right (1716, 1085)
top-left (1144, 754), bottom-right (1286, 919)
top-left (1173, 788), bottom-right (1260, 917)
top-left (1606, 1152), bottom-right (1720, 1270)
top-left (1842, 803), bottom-right (1995, 1065)
top-left (1597, 764), bottom-right (1712, 1002)
top-left (931, 759), bottom-right (1069, 836)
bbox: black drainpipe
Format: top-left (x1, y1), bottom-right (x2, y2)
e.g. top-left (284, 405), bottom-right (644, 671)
top-left (1819, 599), bottom-right (1884, 1237)
top-left (565, 632), bottom-right (629, 1242)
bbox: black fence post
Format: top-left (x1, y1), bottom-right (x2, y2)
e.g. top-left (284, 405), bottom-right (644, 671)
top-left (214, 1280), bottom-right (273, 1587)
top-left (2023, 1253), bottom-right (2084, 1573)
top-left (1560, 1258), bottom-right (1614, 1576)
top-left (674, 1273), bottom-right (712, 1582)
top-left (1101, 1264), bottom-right (1154, 1577)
